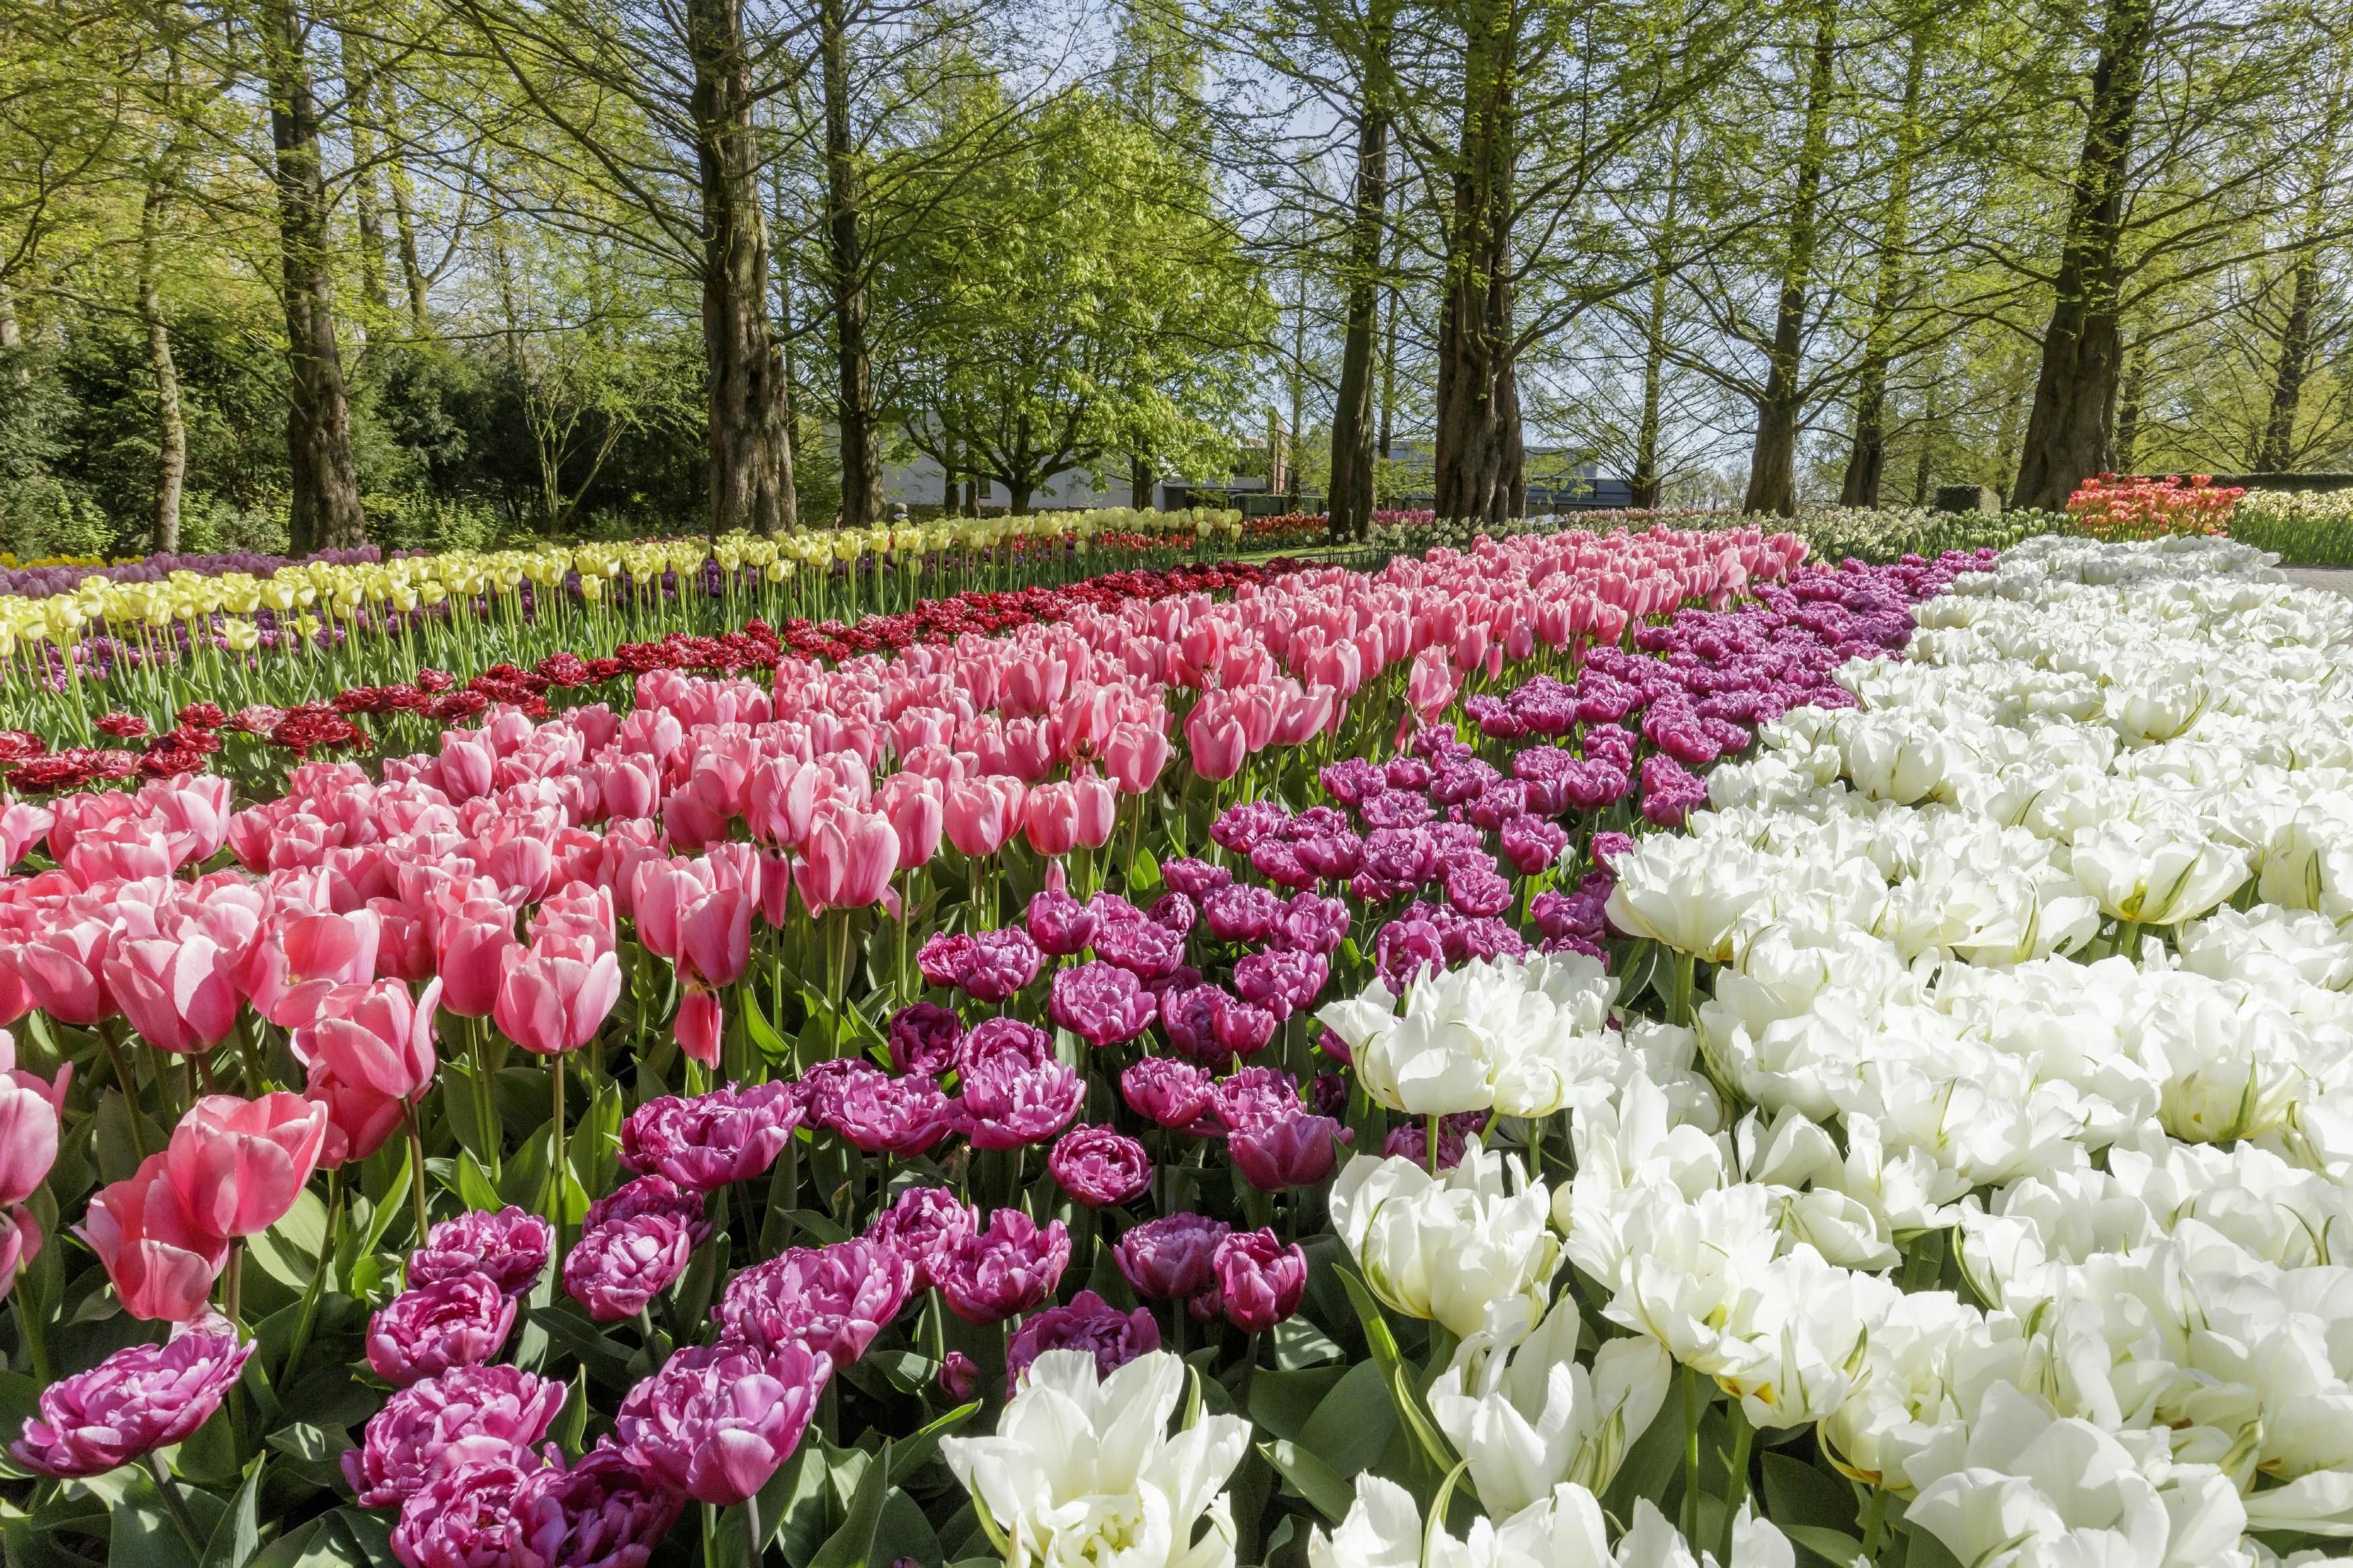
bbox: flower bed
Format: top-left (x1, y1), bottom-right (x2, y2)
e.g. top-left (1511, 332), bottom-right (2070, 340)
top-left (2223, 488), bottom-right (2353, 567)
top-left (2066, 472), bottom-right (2243, 538)
top-left (22, 523), bottom-right (2295, 1568)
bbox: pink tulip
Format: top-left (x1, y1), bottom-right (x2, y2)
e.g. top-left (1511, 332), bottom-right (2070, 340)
top-left (1071, 772), bottom-right (1117, 851)
top-left (432, 901), bottom-right (520, 1020)
top-left (530, 881), bottom-right (616, 957)
top-left (79, 1153), bottom-right (228, 1322)
top-left (245, 907), bottom-right (383, 1028)
top-left (9, 916), bottom-right (114, 1027)
top-left (793, 807), bottom-right (899, 915)
top-left (0, 799), bottom-right (55, 871)
top-left (1102, 723), bottom-right (1170, 795)
top-left (877, 777), bottom-right (943, 872)
top-left (141, 775), bottom-right (234, 867)
top-left (943, 776), bottom-right (1023, 858)
top-left (104, 932), bottom-right (240, 1055)
top-left (676, 987), bottom-right (723, 1068)
top-left (494, 936), bottom-right (621, 1056)
top-left (294, 978), bottom-right (441, 1104)
top-left (633, 856), bottom-right (752, 988)
top-left (0, 1068), bottom-right (59, 1206)
top-left (165, 1093), bottom-right (330, 1240)
top-left (1023, 782), bottom-right (1080, 858)
top-left (45, 790), bottom-right (139, 863)
top-left (1185, 698), bottom-right (1248, 783)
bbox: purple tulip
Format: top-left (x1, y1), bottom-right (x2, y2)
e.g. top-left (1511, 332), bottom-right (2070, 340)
top-left (619, 1081), bottom-right (798, 1192)
top-left (1590, 831), bottom-right (1636, 871)
top-left (1213, 1228), bottom-right (1307, 1333)
top-left (1156, 983), bottom-right (1224, 1065)
top-left (957, 1056), bottom-right (1084, 1149)
top-left (583, 1173), bottom-right (711, 1238)
top-left (1640, 754), bottom-right (1710, 827)
top-left (1468, 780), bottom-right (1529, 831)
top-left (864, 1185), bottom-right (979, 1290)
top-left (958, 928), bottom-right (1042, 1002)
top-left (957, 1016), bottom-right (1051, 1076)
top-left (616, 1340), bottom-right (828, 1505)
top-left (1215, 1066), bottom-right (1302, 1134)
top-left (887, 1002), bottom-right (963, 1077)
top-left (565, 1214), bottom-right (700, 1323)
top-left (391, 1451), bottom-right (543, 1568)
top-left (12, 1321), bottom-right (253, 1477)
top-left (1005, 1290), bottom-right (1160, 1396)
top-left (917, 932), bottom-right (978, 989)
top-left (1384, 754), bottom-right (1432, 790)
top-left (511, 1442), bottom-right (686, 1568)
top-left (937, 1350), bottom-right (980, 1403)
top-left (1025, 889), bottom-right (1099, 957)
top-left (1088, 892), bottom-right (1145, 927)
top-left (1272, 893), bottom-right (1350, 956)
top-left (409, 1206), bottom-right (554, 1300)
top-left (824, 1071), bottom-right (957, 1157)
top-left (1234, 948), bottom-right (1327, 1020)
top-left (1145, 891), bottom-right (1197, 934)
top-left (798, 1059), bottom-right (888, 1126)
top-left (1113, 1213), bottom-right (1230, 1301)
top-left (1159, 857), bottom-right (1232, 899)
top-left (367, 1273), bottom-right (519, 1388)
top-left (1211, 991), bottom-right (1279, 1056)
top-left (1049, 961), bottom-right (1158, 1047)
top-left (1090, 916), bottom-right (1185, 979)
top-left (716, 1239), bottom-right (914, 1368)
top-left (1229, 1114), bottom-right (1351, 1191)
top-left (1248, 839), bottom-right (1318, 890)
top-left (1445, 864), bottom-right (1515, 918)
top-left (1499, 815), bottom-right (1570, 876)
top-left (343, 1364), bottom-right (568, 1508)
top-left (1047, 1124), bottom-right (1152, 1208)
top-left (1201, 884), bottom-right (1281, 945)
top-left (1121, 1056), bottom-right (1218, 1131)
top-left (936, 1209), bottom-right (1070, 1325)
top-left (1209, 802), bottom-right (1290, 854)
top-left (1374, 918), bottom-right (1447, 989)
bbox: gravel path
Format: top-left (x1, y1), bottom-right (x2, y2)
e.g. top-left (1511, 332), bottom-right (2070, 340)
top-left (2286, 568), bottom-right (2353, 597)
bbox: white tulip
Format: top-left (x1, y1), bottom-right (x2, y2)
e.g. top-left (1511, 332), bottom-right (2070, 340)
top-left (1603, 835), bottom-right (1773, 962)
top-left (1429, 1294), bottom-right (1671, 1513)
top-left (2069, 819), bottom-right (2249, 926)
top-left (1328, 1145), bottom-right (1560, 1339)
top-left (943, 1350), bottom-right (1250, 1568)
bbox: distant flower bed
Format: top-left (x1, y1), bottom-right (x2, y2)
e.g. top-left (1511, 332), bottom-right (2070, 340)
top-left (2221, 488), bottom-right (2353, 567)
top-left (2066, 472), bottom-right (2242, 538)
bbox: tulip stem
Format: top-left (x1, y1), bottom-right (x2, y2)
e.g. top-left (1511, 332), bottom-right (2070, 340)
top-left (744, 1490), bottom-right (764, 1565)
top-left (1719, 1398), bottom-right (1753, 1564)
top-left (547, 1055), bottom-right (569, 1266)
top-left (1679, 1364), bottom-right (1701, 1542)
top-left (143, 1454), bottom-right (204, 1556)
top-left (96, 1027), bottom-right (152, 1161)
top-left (1425, 1114), bottom-right (1440, 1176)
top-left (223, 1239), bottom-right (243, 1329)
top-left (13, 1293), bottom-right (51, 1385)
top-left (280, 1171), bottom-right (337, 1385)
top-left (403, 1102), bottom-right (432, 1249)
top-left (233, 1012), bottom-right (270, 1096)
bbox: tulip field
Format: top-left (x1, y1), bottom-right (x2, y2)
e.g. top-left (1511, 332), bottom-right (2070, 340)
top-left (0, 515), bottom-right (2345, 1568)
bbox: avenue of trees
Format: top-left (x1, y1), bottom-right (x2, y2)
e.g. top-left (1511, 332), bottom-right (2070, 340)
top-left (0, 0), bottom-right (2348, 554)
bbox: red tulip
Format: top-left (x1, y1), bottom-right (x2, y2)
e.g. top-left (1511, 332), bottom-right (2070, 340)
top-left (165, 1093), bottom-right (330, 1240)
top-left (80, 1152), bottom-right (229, 1322)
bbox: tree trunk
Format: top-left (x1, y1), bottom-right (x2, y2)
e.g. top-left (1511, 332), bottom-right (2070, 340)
top-left (138, 180), bottom-right (186, 554)
top-left (257, 0), bottom-right (367, 554)
top-left (689, 0), bottom-right (797, 536)
top-left (1432, 0), bottom-right (1521, 524)
top-left (1630, 124), bottom-right (1686, 511)
top-left (1326, 0), bottom-right (1393, 543)
top-left (821, 0), bottom-right (881, 528)
top-left (2010, 0), bottom-right (2156, 511)
top-left (2258, 247), bottom-right (2322, 472)
top-left (1743, 0), bottom-right (1838, 518)
top-left (1839, 18), bottom-right (1927, 508)
top-left (2114, 345), bottom-right (2147, 472)
top-left (338, 28), bottom-right (390, 317)
top-left (1910, 382), bottom-right (1938, 505)
top-left (1129, 452), bottom-right (1156, 510)
top-left (374, 74), bottom-right (430, 333)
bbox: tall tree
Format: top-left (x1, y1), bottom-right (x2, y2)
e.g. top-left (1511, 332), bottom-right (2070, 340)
top-left (819, 0), bottom-right (880, 526)
top-left (2009, 0), bottom-right (2155, 511)
top-left (1839, 9), bottom-right (1929, 507)
top-left (1324, 0), bottom-right (1393, 540)
top-left (1741, 0), bottom-right (1837, 517)
top-left (257, 0), bottom-right (367, 551)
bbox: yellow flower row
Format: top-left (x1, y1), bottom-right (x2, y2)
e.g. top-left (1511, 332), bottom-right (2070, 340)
top-left (0, 509), bottom-right (1242, 653)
